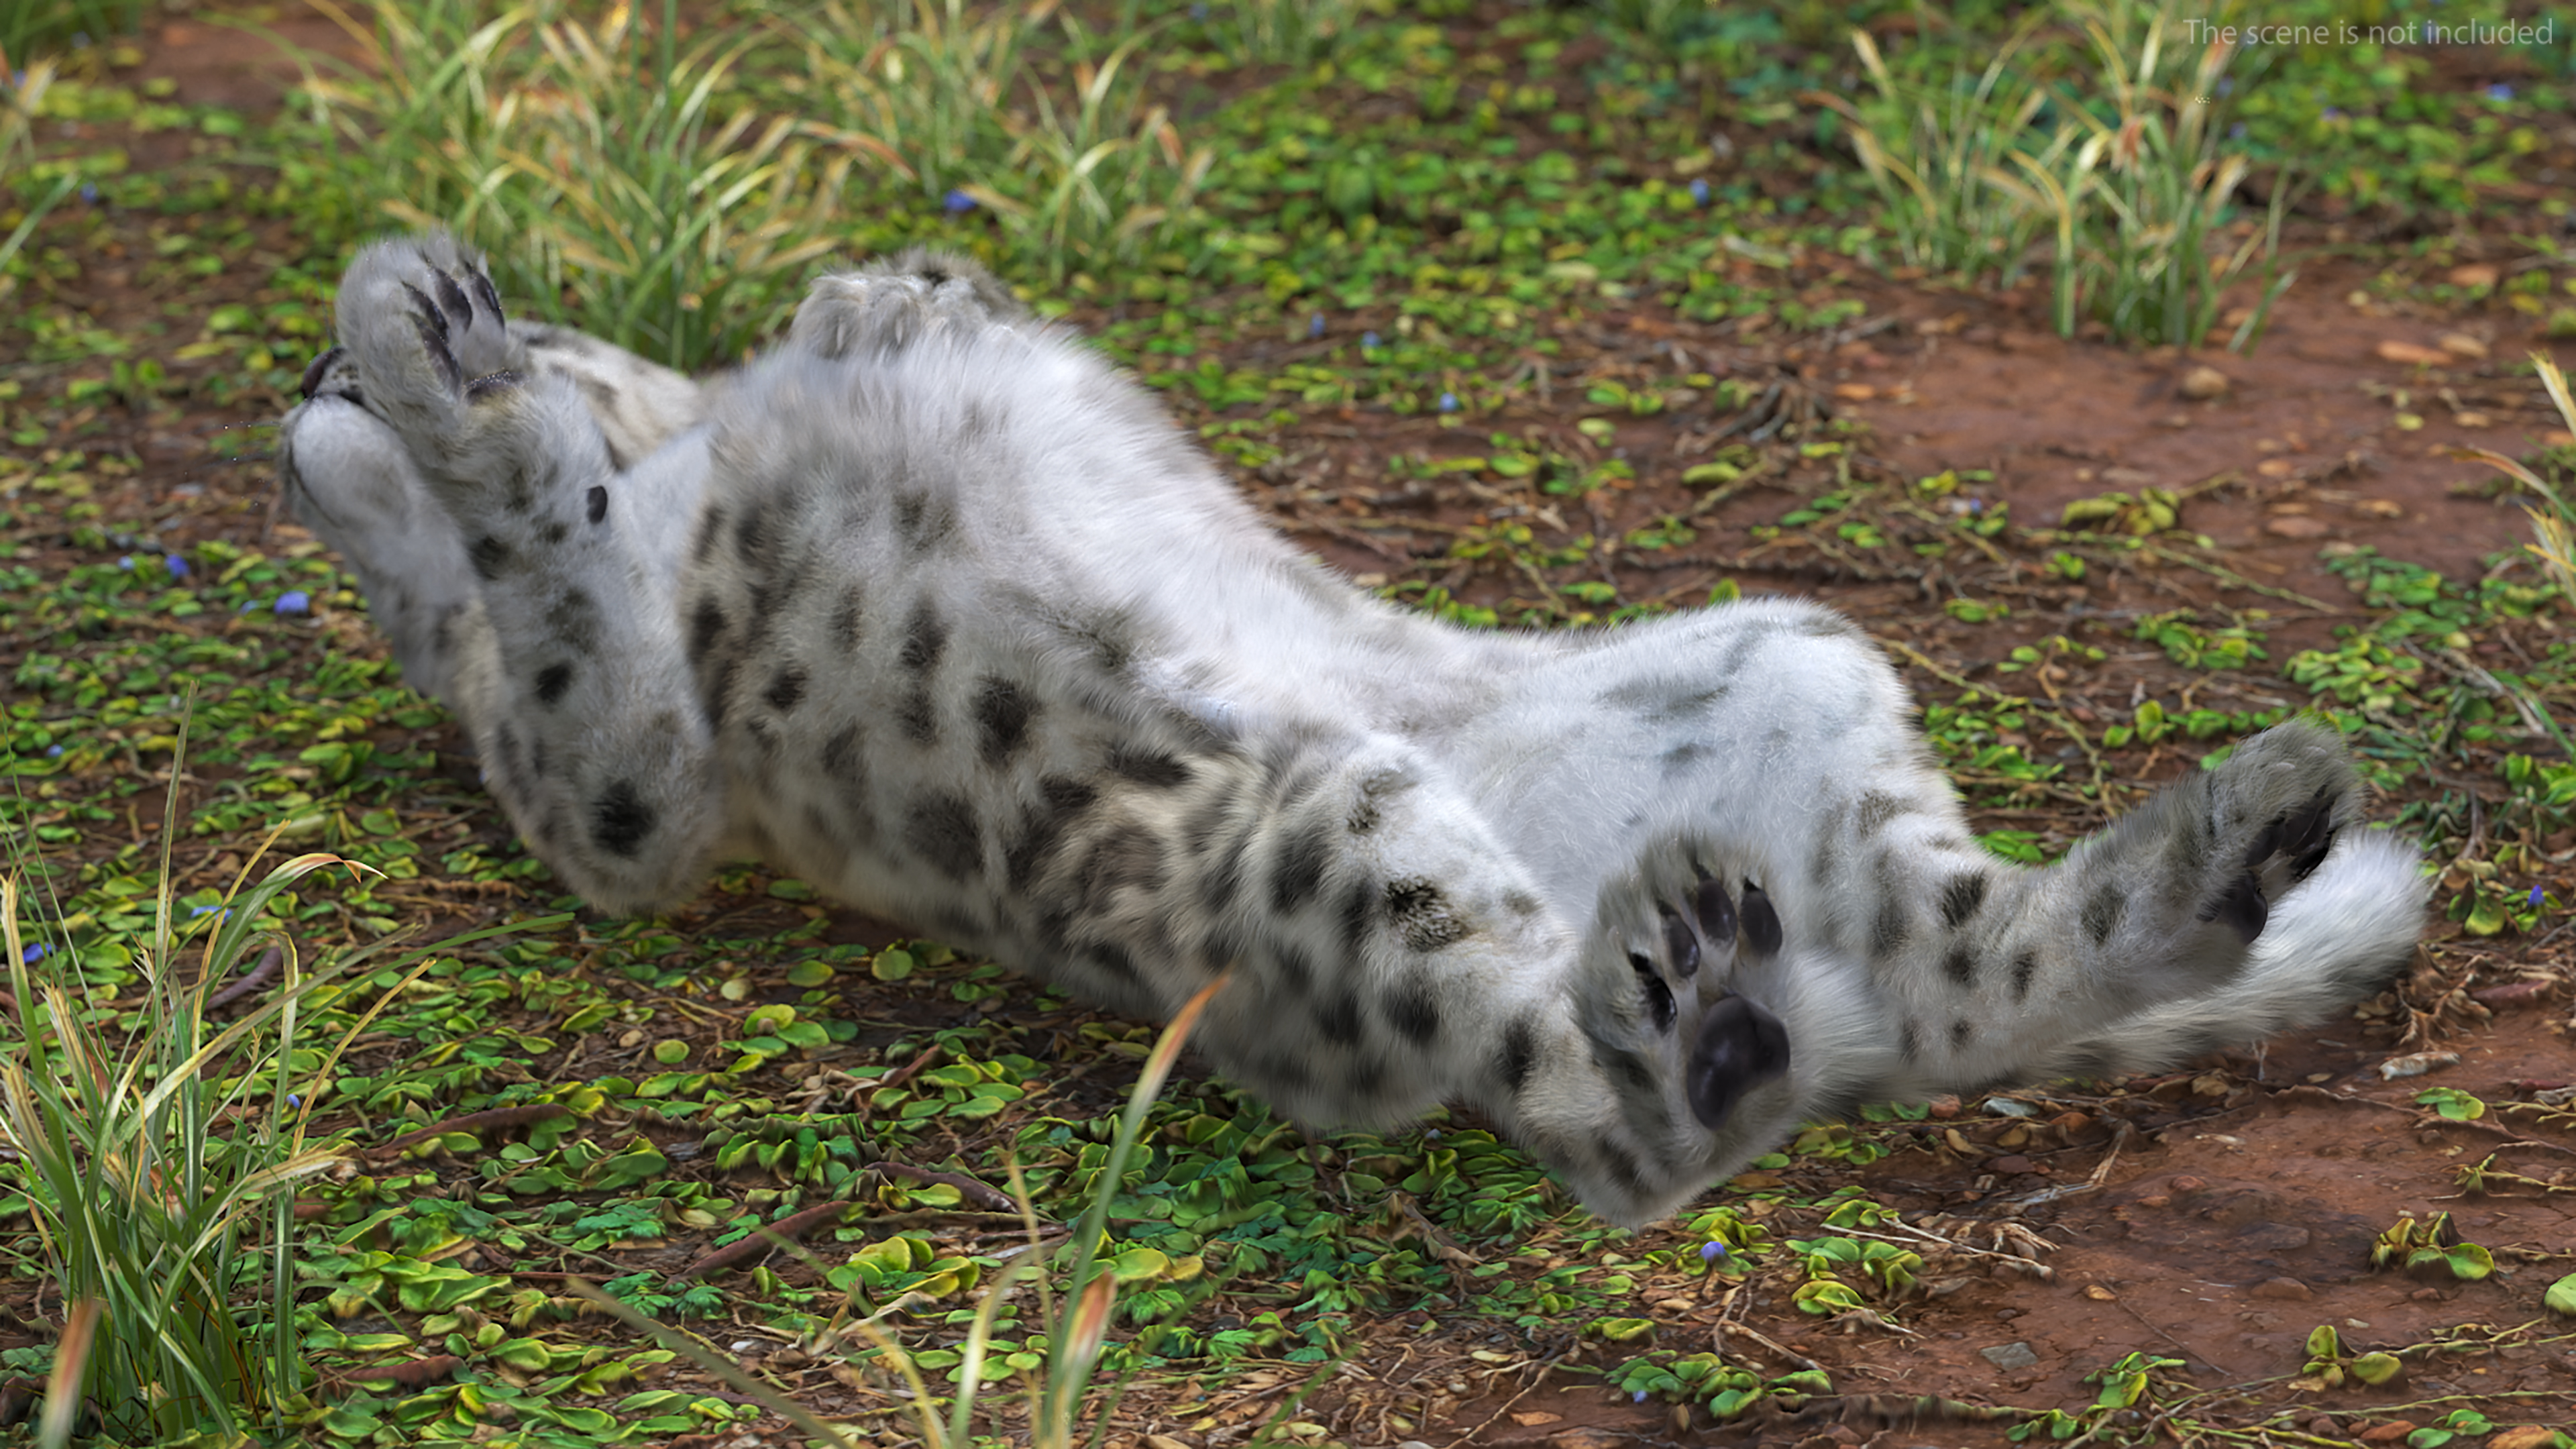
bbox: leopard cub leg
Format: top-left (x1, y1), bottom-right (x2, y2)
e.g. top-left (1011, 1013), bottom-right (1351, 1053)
top-left (332, 232), bottom-right (722, 912)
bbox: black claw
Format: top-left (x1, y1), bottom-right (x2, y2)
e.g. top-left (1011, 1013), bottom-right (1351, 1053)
top-left (1626, 951), bottom-right (1677, 1032)
top-left (400, 281), bottom-right (451, 344)
top-left (411, 313), bottom-right (462, 395)
top-left (1661, 906), bottom-right (1700, 979)
top-left (470, 269), bottom-right (506, 327)
top-left (433, 270), bottom-right (475, 329)
top-left (1686, 992), bottom-right (1791, 1131)
top-left (2200, 871), bottom-right (2269, 944)
top-left (298, 345), bottom-right (345, 401)
top-left (1695, 876), bottom-right (1736, 948)
top-left (1739, 881), bottom-right (1782, 957)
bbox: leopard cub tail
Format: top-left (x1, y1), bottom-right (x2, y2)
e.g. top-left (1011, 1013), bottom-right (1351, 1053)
top-left (1925, 719), bottom-right (2427, 1088)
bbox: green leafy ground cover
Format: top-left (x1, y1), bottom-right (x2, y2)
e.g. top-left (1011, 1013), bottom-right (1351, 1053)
top-left (3, 0), bottom-right (2576, 1444)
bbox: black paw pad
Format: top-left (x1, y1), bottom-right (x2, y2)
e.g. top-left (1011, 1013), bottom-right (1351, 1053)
top-left (1739, 881), bottom-right (1782, 957)
top-left (1695, 876), bottom-right (1736, 948)
top-left (1660, 906), bottom-right (1700, 979)
top-left (1686, 993), bottom-right (1790, 1130)
top-left (299, 345), bottom-right (346, 401)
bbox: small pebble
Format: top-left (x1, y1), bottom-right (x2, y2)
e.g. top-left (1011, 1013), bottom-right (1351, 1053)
top-left (2251, 1277), bottom-right (2312, 1301)
top-left (2178, 364), bottom-right (2231, 400)
top-left (1980, 1342), bottom-right (2039, 1371)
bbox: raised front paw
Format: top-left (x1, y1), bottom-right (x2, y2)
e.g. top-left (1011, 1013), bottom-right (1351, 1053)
top-left (335, 233), bottom-right (525, 451)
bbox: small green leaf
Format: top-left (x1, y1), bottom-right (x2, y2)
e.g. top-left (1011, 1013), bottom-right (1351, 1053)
top-left (785, 960), bottom-right (835, 987)
top-left (2546, 1271), bottom-right (2576, 1316)
top-left (872, 949), bottom-right (916, 982)
top-left (2352, 1351), bottom-right (2406, 1386)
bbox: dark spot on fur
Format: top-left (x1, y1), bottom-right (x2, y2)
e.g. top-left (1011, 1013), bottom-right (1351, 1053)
top-left (892, 688), bottom-right (935, 745)
top-left (1898, 1017), bottom-right (1923, 1061)
top-left (692, 506), bottom-right (728, 566)
top-left (1384, 877), bottom-right (1469, 952)
top-left (894, 492), bottom-right (959, 553)
top-left (1338, 879), bottom-right (1375, 964)
top-left (468, 535), bottom-right (510, 580)
top-left (1855, 791), bottom-right (1905, 835)
top-left (1272, 944), bottom-right (1314, 996)
top-left (2082, 883), bottom-right (2127, 946)
top-left (1268, 824), bottom-right (1332, 913)
top-left (1109, 747), bottom-right (1189, 788)
top-left (539, 519), bottom-right (568, 545)
top-left (1316, 989), bottom-right (1363, 1047)
top-left (1077, 829), bottom-right (1165, 908)
top-left (904, 792), bottom-right (982, 880)
top-left (1939, 872), bottom-right (1990, 929)
top-left (2010, 949), bottom-right (2039, 1002)
top-left (534, 662), bottom-right (574, 706)
top-left (1498, 1016), bottom-right (1539, 1093)
top-left (591, 780), bottom-right (655, 858)
top-left (1089, 943), bottom-right (1142, 985)
top-left (831, 587), bottom-right (866, 651)
top-left (765, 666), bottom-right (807, 714)
top-left (1941, 945), bottom-right (1976, 987)
top-left (900, 600), bottom-right (949, 674)
top-left (586, 485), bottom-right (608, 524)
top-left (1384, 975), bottom-right (1441, 1045)
top-left (1869, 897), bottom-right (1907, 961)
top-left (973, 677), bottom-right (1036, 765)
top-left (1505, 890), bottom-right (1540, 916)
top-left (1004, 776), bottom-right (1096, 890)
top-left (703, 656), bottom-right (740, 731)
top-left (1949, 1018), bottom-right (1972, 1052)
top-left (687, 596), bottom-right (728, 665)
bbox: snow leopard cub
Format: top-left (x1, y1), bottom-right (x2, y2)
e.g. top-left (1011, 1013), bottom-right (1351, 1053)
top-left (278, 232), bottom-right (2429, 1226)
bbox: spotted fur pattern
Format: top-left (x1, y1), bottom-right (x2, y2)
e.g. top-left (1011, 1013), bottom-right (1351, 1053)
top-left (278, 233), bottom-right (2430, 1225)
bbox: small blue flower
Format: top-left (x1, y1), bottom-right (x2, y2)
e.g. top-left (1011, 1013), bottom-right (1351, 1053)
top-left (1633, 1389), bottom-right (1649, 1403)
top-left (1701, 1239), bottom-right (1729, 1263)
top-left (2322, 107), bottom-right (2345, 121)
top-left (1438, 392), bottom-right (1459, 413)
top-left (44, 744), bottom-right (62, 758)
top-left (21, 944), bottom-right (49, 965)
top-left (78, 181), bottom-right (97, 204)
top-left (2230, 123), bottom-right (2247, 140)
top-left (1966, 498), bottom-right (1985, 514)
top-left (1424, 1127), bottom-right (1440, 1139)
top-left (2530, 884), bottom-right (2546, 908)
top-left (273, 590), bottom-right (311, 616)
top-left (943, 189), bottom-right (977, 214)
top-left (1362, 330), bottom-right (1381, 349)
top-left (2216, 77), bottom-right (2233, 97)
top-left (118, 555), bottom-right (136, 570)
top-left (1308, 313), bottom-right (1326, 339)
top-left (286, 1093), bottom-right (303, 1108)
top-left (1688, 176), bottom-right (1711, 206)
top-left (2488, 83), bottom-right (2515, 103)
top-left (1190, 1), bottom-right (1208, 17)
top-left (165, 554), bottom-right (189, 580)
